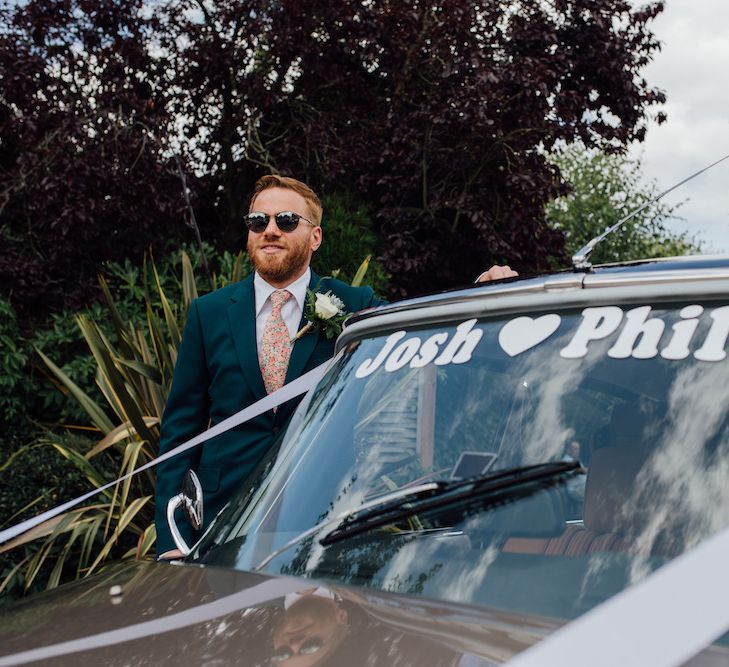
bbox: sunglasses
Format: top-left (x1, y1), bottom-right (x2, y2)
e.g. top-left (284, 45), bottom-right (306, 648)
top-left (270, 637), bottom-right (324, 662)
top-left (245, 211), bottom-right (316, 233)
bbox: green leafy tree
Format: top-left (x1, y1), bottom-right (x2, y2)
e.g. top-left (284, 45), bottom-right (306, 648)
top-left (546, 145), bottom-right (701, 266)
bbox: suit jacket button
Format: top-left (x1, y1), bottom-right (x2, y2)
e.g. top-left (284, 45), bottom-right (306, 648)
top-left (272, 426), bottom-right (280, 435)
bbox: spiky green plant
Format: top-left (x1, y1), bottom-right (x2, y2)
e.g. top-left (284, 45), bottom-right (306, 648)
top-left (0, 250), bottom-right (251, 592)
top-left (1, 252), bottom-right (371, 594)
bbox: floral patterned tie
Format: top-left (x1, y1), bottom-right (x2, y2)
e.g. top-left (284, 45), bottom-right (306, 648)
top-left (260, 290), bottom-right (293, 395)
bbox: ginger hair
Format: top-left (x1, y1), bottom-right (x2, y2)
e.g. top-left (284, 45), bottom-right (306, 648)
top-left (249, 175), bottom-right (323, 225)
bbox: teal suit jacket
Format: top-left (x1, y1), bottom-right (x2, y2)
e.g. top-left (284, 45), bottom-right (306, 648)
top-left (154, 271), bottom-right (385, 554)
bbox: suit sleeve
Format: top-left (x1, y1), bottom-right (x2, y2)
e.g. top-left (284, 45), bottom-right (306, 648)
top-left (359, 285), bottom-right (388, 309)
top-left (154, 299), bottom-right (210, 554)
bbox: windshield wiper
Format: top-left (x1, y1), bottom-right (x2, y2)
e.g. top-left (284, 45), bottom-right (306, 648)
top-left (253, 481), bottom-right (442, 571)
top-left (253, 460), bottom-right (578, 571)
top-left (319, 460), bottom-right (579, 546)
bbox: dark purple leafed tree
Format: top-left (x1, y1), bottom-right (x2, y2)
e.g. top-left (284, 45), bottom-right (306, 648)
top-left (0, 0), bottom-right (189, 317)
top-left (161, 0), bottom-right (666, 296)
top-left (2, 0), bottom-right (666, 308)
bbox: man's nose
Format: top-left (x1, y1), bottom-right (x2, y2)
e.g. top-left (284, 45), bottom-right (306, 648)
top-left (262, 215), bottom-right (282, 235)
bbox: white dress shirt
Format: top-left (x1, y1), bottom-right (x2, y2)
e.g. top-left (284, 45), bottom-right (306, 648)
top-left (253, 268), bottom-right (311, 354)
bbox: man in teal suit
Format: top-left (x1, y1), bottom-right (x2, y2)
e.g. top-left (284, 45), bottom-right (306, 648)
top-left (154, 176), bottom-right (387, 557)
top-left (155, 175), bottom-right (517, 557)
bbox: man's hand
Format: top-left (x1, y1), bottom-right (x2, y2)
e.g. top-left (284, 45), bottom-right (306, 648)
top-left (476, 265), bottom-right (519, 282)
top-left (158, 548), bottom-right (185, 560)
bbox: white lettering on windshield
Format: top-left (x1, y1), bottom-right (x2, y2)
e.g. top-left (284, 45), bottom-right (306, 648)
top-left (355, 307), bottom-right (729, 376)
top-left (560, 307), bottom-right (623, 358)
top-left (559, 305), bottom-right (729, 361)
top-left (607, 306), bottom-right (665, 359)
top-left (498, 314), bottom-right (561, 357)
top-left (354, 319), bottom-right (482, 378)
top-left (354, 331), bottom-right (407, 378)
top-left (695, 305), bottom-right (729, 361)
top-left (661, 305), bottom-right (703, 360)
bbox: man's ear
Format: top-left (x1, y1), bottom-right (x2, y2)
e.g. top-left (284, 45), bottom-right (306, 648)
top-left (310, 226), bottom-right (322, 252)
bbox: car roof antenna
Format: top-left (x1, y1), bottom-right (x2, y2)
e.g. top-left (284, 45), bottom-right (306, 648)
top-left (571, 152), bottom-right (729, 271)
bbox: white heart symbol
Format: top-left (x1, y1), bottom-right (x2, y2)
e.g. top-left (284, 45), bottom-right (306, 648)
top-left (498, 314), bottom-right (562, 357)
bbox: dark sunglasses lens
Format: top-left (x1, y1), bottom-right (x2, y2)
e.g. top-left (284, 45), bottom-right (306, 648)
top-left (245, 213), bottom-right (268, 232)
top-left (275, 212), bottom-right (300, 232)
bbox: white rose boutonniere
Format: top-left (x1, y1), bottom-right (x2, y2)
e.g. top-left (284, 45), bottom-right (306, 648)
top-left (293, 289), bottom-right (349, 341)
top-left (314, 292), bottom-right (343, 319)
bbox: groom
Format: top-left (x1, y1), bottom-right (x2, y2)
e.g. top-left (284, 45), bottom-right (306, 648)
top-left (155, 175), bottom-right (517, 557)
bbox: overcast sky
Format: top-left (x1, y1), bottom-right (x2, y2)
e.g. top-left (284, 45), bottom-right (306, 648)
top-left (629, 0), bottom-right (729, 252)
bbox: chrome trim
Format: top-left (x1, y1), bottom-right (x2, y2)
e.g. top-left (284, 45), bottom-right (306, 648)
top-left (345, 261), bottom-right (729, 334)
top-left (347, 277), bottom-right (564, 324)
top-left (167, 494), bottom-right (191, 556)
top-left (337, 276), bottom-right (729, 352)
top-left (183, 470), bottom-right (204, 531)
top-left (595, 253), bottom-right (729, 266)
top-left (583, 268), bottom-right (729, 288)
top-left (543, 273), bottom-right (586, 291)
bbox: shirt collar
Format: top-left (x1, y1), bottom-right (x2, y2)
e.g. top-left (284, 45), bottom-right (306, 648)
top-left (253, 267), bottom-right (311, 316)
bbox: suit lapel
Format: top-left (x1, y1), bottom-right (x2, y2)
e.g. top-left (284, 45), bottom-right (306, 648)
top-left (227, 274), bottom-right (267, 401)
top-left (284, 271), bottom-right (322, 385)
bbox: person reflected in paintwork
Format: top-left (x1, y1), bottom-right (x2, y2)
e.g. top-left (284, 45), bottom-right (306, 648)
top-left (263, 587), bottom-right (465, 667)
top-left (270, 590), bottom-right (349, 667)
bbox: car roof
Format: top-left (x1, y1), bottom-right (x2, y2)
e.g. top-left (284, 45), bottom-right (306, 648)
top-left (340, 254), bottom-right (729, 349)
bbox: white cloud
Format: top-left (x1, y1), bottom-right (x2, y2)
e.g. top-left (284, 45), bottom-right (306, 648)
top-left (629, 0), bottom-right (729, 252)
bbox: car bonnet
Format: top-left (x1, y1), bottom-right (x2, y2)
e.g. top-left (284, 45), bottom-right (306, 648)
top-left (0, 559), bottom-right (563, 666)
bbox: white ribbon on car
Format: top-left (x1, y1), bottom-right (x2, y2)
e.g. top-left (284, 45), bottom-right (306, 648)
top-left (0, 358), bottom-right (334, 547)
top-left (0, 576), bottom-right (309, 666)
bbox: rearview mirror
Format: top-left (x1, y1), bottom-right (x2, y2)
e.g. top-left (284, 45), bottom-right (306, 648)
top-left (166, 470), bottom-right (204, 556)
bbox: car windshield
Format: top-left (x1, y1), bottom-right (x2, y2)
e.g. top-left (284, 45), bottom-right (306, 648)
top-left (192, 299), bottom-right (729, 624)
